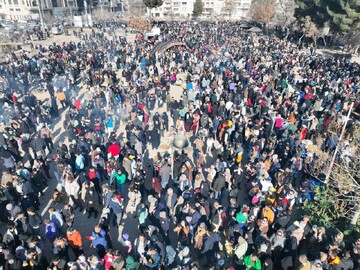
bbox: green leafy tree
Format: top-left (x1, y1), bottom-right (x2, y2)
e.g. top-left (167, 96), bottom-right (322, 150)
top-left (302, 186), bottom-right (346, 229)
top-left (142, 0), bottom-right (163, 9)
top-left (326, 0), bottom-right (360, 32)
top-left (193, 0), bottom-right (204, 18)
top-left (303, 119), bottom-right (360, 230)
top-left (295, 0), bottom-right (360, 33)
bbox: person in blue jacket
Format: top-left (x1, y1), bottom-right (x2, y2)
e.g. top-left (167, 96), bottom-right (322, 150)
top-left (44, 219), bottom-right (58, 241)
top-left (90, 225), bottom-right (107, 258)
top-left (144, 247), bottom-right (161, 268)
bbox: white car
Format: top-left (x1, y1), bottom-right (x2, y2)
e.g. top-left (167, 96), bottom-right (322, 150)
top-left (51, 26), bottom-right (62, 35)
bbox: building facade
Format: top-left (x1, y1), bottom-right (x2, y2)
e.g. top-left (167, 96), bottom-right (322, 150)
top-left (0, 0), bottom-right (77, 20)
top-left (146, 0), bottom-right (252, 20)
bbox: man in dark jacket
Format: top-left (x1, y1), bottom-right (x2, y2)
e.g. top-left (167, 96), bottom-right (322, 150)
top-left (85, 187), bottom-right (100, 219)
top-left (108, 193), bottom-right (123, 227)
top-left (212, 172), bottom-right (226, 200)
top-left (26, 207), bottom-right (42, 235)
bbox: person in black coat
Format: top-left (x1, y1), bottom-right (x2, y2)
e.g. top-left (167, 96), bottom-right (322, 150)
top-left (4, 182), bottom-right (20, 205)
top-left (85, 187), bottom-right (100, 219)
top-left (4, 254), bottom-right (22, 270)
top-left (148, 128), bottom-right (160, 149)
top-left (162, 112), bottom-right (169, 132)
top-left (153, 112), bottom-right (161, 131)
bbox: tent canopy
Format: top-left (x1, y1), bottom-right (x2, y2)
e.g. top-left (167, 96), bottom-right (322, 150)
top-left (247, 26), bottom-right (263, 33)
top-left (150, 40), bottom-right (189, 55)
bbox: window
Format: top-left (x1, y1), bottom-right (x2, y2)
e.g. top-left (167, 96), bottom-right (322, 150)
top-left (8, 0), bottom-right (12, 4)
top-left (173, 7), bottom-right (178, 11)
top-left (15, 8), bottom-right (20, 10)
top-left (173, 2), bottom-right (179, 6)
top-left (182, 1), bottom-right (186, 4)
top-left (155, 13), bottom-right (160, 17)
top-left (10, 7), bottom-right (14, 10)
top-left (13, 0), bottom-right (18, 4)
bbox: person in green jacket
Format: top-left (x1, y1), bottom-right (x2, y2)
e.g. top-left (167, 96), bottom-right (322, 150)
top-left (125, 255), bottom-right (140, 270)
top-left (236, 210), bottom-right (249, 228)
top-left (244, 253), bottom-right (262, 270)
top-left (112, 168), bottom-right (126, 195)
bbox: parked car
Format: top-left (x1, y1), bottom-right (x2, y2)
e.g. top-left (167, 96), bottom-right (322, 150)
top-left (51, 26), bottom-right (62, 35)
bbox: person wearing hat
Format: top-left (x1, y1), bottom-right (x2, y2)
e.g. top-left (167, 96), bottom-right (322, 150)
top-left (119, 233), bottom-right (132, 256)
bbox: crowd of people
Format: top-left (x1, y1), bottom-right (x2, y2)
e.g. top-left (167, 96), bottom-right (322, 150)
top-left (0, 21), bottom-right (359, 270)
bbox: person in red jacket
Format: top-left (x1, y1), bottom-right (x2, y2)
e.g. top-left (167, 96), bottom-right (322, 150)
top-left (107, 140), bottom-right (121, 160)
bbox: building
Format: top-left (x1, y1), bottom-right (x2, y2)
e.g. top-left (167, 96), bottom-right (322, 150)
top-left (146, 0), bottom-right (252, 20)
top-left (0, 0), bottom-right (77, 20)
top-left (148, 0), bottom-right (196, 19)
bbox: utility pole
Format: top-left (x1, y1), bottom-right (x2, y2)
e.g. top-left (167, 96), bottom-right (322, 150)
top-left (68, 0), bottom-right (73, 20)
top-left (324, 102), bottom-right (354, 184)
top-left (38, 0), bottom-right (46, 33)
top-left (84, 0), bottom-right (88, 26)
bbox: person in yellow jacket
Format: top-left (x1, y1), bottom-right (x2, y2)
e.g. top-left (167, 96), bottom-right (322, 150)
top-left (57, 89), bottom-right (67, 109)
top-left (328, 250), bottom-right (342, 269)
top-left (260, 204), bottom-right (275, 225)
top-left (298, 254), bottom-right (311, 270)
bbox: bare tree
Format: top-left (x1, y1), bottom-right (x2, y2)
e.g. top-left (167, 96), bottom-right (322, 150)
top-left (127, 15), bottom-right (152, 32)
top-left (275, 0), bottom-right (296, 39)
top-left (346, 31), bottom-right (360, 55)
top-left (91, 8), bottom-right (113, 21)
top-left (249, 0), bottom-right (276, 28)
top-left (43, 13), bottom-right (58, 26)
top-left (317, 22), bottom-right (330, 47)
top-left (298, 16), bottom-right (318, 47)
top-left (127, 0), bottom-right (147, 16)
top-left (306, 114), bottom-right (360, 229)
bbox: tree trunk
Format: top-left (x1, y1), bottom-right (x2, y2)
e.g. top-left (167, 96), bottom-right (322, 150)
top-left (298, 34), bottom-right (304, 44)
top-left (284, 26), bottom-right (290, 40)
top-left (349, 205), bottom-right (360, 230)
top-left (322, 36), bottom-right (327, 48)
top-left (354, 45), bottom-right (360, 56)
